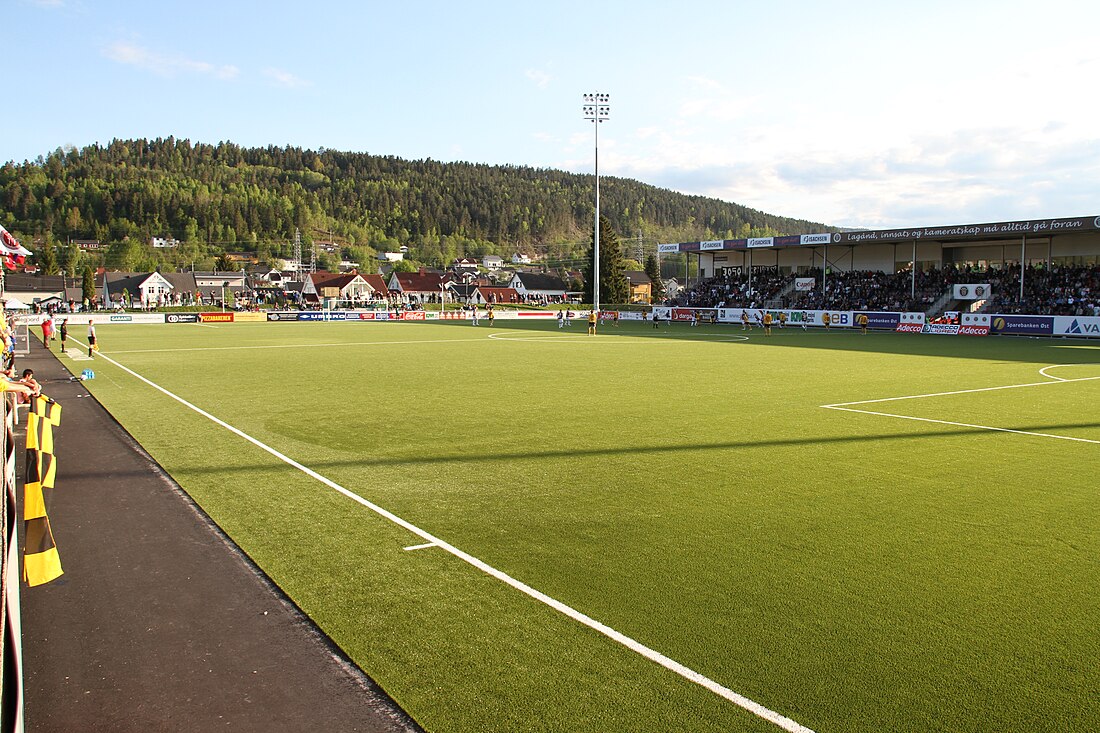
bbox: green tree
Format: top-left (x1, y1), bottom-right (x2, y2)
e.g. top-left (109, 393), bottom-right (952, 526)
top-left (36, 239), bottom-right (60, 275)
top-left (58, 240), bottom-right (83, 277)
top-left (644, 253), bottom-right (665, 302)
top-left (82, 266), bottom-right (97, 305)
top-left (582, 215), bottom-right (628, 306)
top-left (213, 254), bottom-right (238, 271)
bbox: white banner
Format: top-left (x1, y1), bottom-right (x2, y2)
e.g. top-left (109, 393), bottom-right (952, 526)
top-left (953, 284), bottom-right (992, 299)
top-left (747, 237), bottom-right (774, 248)
top-left (657, 243), bottom-right (680, 253)
top-left (1053, 316), bottom-right (1100, 337)
top-left (794, 277), bottom-right (816, 291)
top-left (960, 313), bottom-right (991, 326)
top-left (799, 233), bottom-right (831, 245)
top-left (699, 240), bottom-right (724, 250)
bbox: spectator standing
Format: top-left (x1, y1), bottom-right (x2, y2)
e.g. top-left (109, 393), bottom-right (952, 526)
top-left (41, 314), bottom-right (54, 347)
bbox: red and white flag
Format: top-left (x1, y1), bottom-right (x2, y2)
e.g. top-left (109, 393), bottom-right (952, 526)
top-left (0, 223), bottom-right (32, 269)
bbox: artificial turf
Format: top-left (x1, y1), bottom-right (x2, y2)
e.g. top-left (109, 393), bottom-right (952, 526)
top-left (59, 320), bottom-right (1100, 732)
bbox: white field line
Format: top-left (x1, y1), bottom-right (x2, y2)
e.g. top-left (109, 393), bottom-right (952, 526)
top-left (822, 366), bottom-right (1100, 445)
top-left (404, 542), bottom-right (438, 552)
top-left (1037, 364), bottom-right (1082, 381)
top-left (823, 406), bottom-right (1100, 445)
top-left (821, 374), bottom-right (1100, 409)
top-left (66, 338), bottom-right (815, 733)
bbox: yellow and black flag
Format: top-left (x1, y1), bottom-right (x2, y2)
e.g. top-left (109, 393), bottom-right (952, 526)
top-left (24, 395), bottom-right (62, 587)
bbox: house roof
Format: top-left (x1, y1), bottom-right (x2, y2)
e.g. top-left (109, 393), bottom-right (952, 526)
top-left (1, 273), bottom-right (66, 292)
top-left (103, 271), bottom-right (160, 295)
top-left (360, 274), bottom-right (389, 295)
top-left (310, 271), bottom-right (360, 290)
top-left (161, 272), bottom-right (198, 291)
top-left (392, 272), bottom-right (444, 292)
top-left (623, 271), bottom-right (652, 285)
top-left (512, 272), bottom-right (567, 291)
top-left (476, 287), bottom-right (521, 302)
top-left (447, 283), bottom-right (479, 298)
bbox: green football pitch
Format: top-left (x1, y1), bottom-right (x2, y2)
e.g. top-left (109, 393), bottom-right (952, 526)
top-left (60, 320), bottom-right (1100, 732)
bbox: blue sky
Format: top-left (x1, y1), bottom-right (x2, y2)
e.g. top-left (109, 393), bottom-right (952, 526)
top-left (5, 0), bottom-right (1099, 229)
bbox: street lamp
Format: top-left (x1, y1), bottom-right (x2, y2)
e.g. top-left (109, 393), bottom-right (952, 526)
top-left (582, 92), bottom-right (610, 312)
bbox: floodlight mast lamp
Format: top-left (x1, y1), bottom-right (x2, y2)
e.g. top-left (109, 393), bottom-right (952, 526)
top-left (582, 92), bottom-right (610, 312)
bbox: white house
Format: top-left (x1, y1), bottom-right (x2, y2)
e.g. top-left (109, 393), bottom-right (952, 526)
top-left (511, 253), bottom-right (532, 265)
top-left (482, 255), bottom-right (504, 270)
top-left (103, 271), bottom-right (176, 308)
top-left (509, 272), bottom-right (567, 300)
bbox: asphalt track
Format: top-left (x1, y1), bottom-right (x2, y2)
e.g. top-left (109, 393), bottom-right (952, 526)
top-left (16, 341), bottom-right (422, 732)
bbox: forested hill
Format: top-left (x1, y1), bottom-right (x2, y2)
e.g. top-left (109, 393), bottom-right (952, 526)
top-left (0, 138), bottom-right (826, 269)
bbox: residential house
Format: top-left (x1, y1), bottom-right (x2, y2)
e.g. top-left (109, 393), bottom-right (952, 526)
top-left (150, 236), bottom-right (180, 248)
top-left (509, 272), bottom-right (568, 302)
top-left (387, 270), bottom-right (445, 303)
top-left (360, 274), bottom-right (390, 301)
top-left (103, 271), bottom-right (176, 308)
top-left (473, 286), bottom-right (521, 305)
top-left (303, 271), bottom-right (378, 304)
top-left (511, 253), bottom-right (532, 265)
top-left (225, 251), bottom-right (259, 266)
top-left (446, 282), bottom-right (479, 303)
top-left (1, 273), bottom-right (66, 309)
top-left (452, 257), bottom-right (479, 273)
top-left (192, 270), bottom-right (251, 305)
top-left (623, 271), bottom-right (653, 303)
top-left (482, 255), bottom-right (504, 270)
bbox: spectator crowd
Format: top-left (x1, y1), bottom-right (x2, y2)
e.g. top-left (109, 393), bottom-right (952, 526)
top-left (668, 264), bottom-right (1099, 316)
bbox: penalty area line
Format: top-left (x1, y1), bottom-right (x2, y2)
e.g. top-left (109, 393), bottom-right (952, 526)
top-left (72, 344), bottom-right (816, 733)
top-left (821, 374), bottom-right (1100, 409)
top-left (822, 405), bottom-right (1100, 445)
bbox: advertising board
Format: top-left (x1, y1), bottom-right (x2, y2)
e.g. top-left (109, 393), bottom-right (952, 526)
top-left (1053, 316), bottom-right (1100, 337)
top-left (989, 315), bottom-right (1054, 336)
top-left (106, 313), bottom-right (167, 324)
top-left (166, 313), bottom-right (199, 323)
top-left (199, 312), bottom-right (234, 323)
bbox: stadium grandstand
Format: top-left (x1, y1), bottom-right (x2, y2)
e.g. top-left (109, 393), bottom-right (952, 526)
top-left (661, 214), bottom-right (1100, 317)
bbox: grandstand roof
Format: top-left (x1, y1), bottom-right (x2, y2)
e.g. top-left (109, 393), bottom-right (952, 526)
top-left (660, 214), bottom-right (1100, 253)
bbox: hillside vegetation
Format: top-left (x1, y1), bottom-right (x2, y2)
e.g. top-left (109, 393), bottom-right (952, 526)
top-left (0, 138), bottom-right (825, 272)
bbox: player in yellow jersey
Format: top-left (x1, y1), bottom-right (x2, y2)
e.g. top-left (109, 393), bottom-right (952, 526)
top-left (763, 311), bottom-right (773, 336)
top-left (588, 310), bottom-right (598, 335)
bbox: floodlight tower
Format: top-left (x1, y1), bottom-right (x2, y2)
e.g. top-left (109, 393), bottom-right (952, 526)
top-left (582, 92), bottom-right (610, 311)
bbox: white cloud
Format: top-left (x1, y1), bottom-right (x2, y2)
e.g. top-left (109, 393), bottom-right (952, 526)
top-left (263, 67), bottom-right (310, 89)
top-left (595, 119), bottom-right (1100, 229)
top-left (525, 68), bottom-right (552, 89)
top-left (103, 42), bottom-right (238, 80)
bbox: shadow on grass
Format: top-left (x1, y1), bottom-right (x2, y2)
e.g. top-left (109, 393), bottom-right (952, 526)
top-left (462, 318), bottom-right (1100, 365)
top-left (127, 420), bottom-right (1100, 479)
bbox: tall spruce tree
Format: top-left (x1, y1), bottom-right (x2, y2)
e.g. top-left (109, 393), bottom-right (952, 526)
top-left (582, 215), bottom-right (628, 306)
top-left (644, 253), bottom-right (665, 303)
top-left (81, 266), bottom-right (97, 305)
